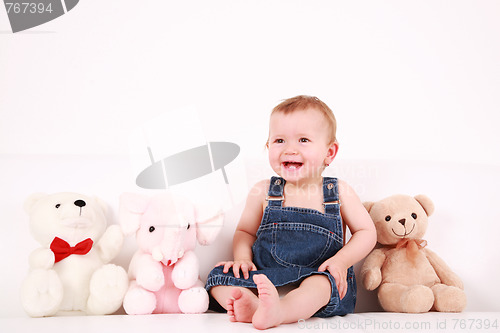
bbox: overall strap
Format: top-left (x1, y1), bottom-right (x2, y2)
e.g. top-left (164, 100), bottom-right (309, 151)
top-left (267, 176), bottom-right (285, 207)
top-left (323, 177), bottom-right (345, 245)
top-left (323, 177), bottom-right (341, 215)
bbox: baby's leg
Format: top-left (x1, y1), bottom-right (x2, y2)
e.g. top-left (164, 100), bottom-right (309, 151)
top-left (210, 285), bottom-right (259, 323)
top-left (252, 274), bottom-right (331, 330)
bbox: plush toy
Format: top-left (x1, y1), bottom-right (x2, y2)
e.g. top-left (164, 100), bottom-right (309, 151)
top-left (361, 194), bottom-right (466, 313)
top-left (119, 192), bottom-right (223, 314)
top-left (21, 192), bottom-right (129, 317)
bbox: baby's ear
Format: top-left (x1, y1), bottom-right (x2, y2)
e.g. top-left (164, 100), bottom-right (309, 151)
top-left (325, 142), bottom-right (339, 165)
top-left (363, 201), bottom-right (375, 213)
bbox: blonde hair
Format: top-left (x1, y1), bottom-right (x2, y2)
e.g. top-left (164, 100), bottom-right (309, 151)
top-left (271, 95), bottom-right (337, 144)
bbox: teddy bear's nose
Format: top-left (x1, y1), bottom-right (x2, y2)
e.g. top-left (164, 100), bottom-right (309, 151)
top-left (398, 218), bottom-right (406, 226)
top-left (74, 200), bottom-right (86, 208)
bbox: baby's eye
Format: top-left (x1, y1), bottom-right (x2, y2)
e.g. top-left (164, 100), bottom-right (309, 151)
top-left (299, 138), bottom-right (310, 143)
top-left (275, 139), bottom-right (284, 144)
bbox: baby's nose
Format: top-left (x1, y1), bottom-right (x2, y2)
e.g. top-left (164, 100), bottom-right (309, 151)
top-left (284, 145), bottom-right (298, 154)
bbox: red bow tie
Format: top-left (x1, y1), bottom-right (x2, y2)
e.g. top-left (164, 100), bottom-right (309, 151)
top-left (50, 237), bottom-right (94, 263)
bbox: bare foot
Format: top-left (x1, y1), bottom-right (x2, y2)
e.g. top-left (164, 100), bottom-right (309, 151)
top-left (227, 287), bottom-right (258, 323)
top-left (252, 274), bottom-right (283, 330)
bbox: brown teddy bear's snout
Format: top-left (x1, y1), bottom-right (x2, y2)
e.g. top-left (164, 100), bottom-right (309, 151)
top-left (391, 217), bottom-right (416, 238)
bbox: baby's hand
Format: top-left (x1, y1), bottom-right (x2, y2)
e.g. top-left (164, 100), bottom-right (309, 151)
top-left (318, 258), bottom-right (348, 300)
top-left (215, 260), bottom-right (257, 280)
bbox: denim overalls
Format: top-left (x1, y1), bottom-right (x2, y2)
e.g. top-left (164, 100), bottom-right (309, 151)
top-left (205, 176), bottom-right (356, 317)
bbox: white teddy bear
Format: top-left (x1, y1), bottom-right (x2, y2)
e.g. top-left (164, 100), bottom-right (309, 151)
top-left (21, 192), bottom-right (129, 317)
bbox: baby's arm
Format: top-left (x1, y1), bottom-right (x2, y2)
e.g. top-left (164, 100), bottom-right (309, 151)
top-left (216, 180), bottom-right (268, 279)
top-left (318, 179), bottom-right (377, 299)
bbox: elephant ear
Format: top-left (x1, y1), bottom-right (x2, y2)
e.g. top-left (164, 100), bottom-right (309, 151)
top-left (119, 192), bottom-right (150, 235)
top-left (194, 203), bottom-right (224, 246)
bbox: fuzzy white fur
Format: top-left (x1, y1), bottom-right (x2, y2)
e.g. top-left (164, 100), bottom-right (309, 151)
top-left (20, 192), bottom-right (129, 317)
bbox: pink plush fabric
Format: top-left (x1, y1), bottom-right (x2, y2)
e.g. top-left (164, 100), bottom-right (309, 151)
top-left (119, 192), bottom-right (223, 314)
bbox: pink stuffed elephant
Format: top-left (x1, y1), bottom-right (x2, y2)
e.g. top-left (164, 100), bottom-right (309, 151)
top-left (119, 192), bottom-right (223, 314)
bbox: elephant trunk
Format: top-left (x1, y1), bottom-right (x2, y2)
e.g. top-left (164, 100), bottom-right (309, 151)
top-left (154, 228), bottom-right (186, 266)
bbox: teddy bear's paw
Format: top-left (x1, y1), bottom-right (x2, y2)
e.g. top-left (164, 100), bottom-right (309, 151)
top-left (432, 284), bottom-right (467, 312)
top-left (178, 287), bottom-right (209, 313)
top-left (98, 225), bottom-right (124, 262)
top-left (87, 264), bottom-right (129, 315)
top-left (401, 285), bottom-right (434, 313)
top-left (362, 268), bottom-right (382, 291)
top-left (21, 269), bottom-right (63, 317)
top-left (123, 282), bottom-right (157, 315)
top-left (29, 248), bottom-right (55, 270)
top-left (379, 283), bottom-right (434, 313)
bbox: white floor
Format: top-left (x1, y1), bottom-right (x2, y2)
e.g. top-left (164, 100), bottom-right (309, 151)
top-left (1, 312), bottom-right (499, 333)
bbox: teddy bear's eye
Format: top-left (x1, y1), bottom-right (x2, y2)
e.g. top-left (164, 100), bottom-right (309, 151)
top-left (411, 213), bottom-right (417, 219)
top-left (55, 204), bottom-right (61, 209)
top-left (187, 223), bottom-right (191, 230)
top-left (385, 215), bottom-right (391, 222)
top-left (149, 226), bottom-right (155, 233)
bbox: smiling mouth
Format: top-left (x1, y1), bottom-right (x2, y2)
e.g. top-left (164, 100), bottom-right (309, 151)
top-left (392, 224), bottom-right (415, 238)
top-left (282, 161), bottom-right (303, 170)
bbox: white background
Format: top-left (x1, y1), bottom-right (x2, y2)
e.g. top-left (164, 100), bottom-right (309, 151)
top-left (1, 0), bottom-right (499, 163)
top-left (1, 0), bottom-right (500, 318)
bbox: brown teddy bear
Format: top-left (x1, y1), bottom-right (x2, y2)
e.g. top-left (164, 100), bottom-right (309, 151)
top-left (361, 194), bottom-right (466, 313)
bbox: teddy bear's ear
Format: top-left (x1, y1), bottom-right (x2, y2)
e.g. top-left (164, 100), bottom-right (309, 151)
top-left (414, 194), bottom-right (435, 217)
top-left (363, 201), bottom-right (375, 213)
top-left (119, 193), bottom-right (150, 235)
top-left (92, 196), bottom-right (108, 215)
top-left (23, 193), bottom-right (47, 213)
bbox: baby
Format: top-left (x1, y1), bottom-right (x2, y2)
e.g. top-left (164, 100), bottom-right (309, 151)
top-left (205, 95), bottom-right (377, 329)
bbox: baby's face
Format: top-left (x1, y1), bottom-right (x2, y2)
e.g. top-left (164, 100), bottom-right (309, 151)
top-left (268, 108), bottom-right (336, 184)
